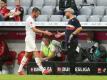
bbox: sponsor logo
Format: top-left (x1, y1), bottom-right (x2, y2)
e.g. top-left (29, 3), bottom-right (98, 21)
top-left (30, 67), bottom-right (52, 72)
top-left (57, 67), bottom-right (70, 72)
top-left (97, 68), bottom-right (107, 74)
top-left (75, 67), bottom-right (90, 72)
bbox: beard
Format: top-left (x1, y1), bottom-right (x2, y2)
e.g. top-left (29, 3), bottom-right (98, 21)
top-left (66, 16), bottom-right (70, 19)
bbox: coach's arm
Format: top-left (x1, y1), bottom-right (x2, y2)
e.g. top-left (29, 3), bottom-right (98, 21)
top-left (73, 27), bottom-right (83, 35)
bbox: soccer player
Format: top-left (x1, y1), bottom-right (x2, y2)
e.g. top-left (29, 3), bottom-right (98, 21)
top-left (55, 8), bottom-right (82, 73)
top-left (18, 7), bottom-right (52, 75)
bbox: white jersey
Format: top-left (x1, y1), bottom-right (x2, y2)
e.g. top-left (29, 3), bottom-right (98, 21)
top-left (25, 16), bottom-right (37, 52)
top-left (25, 15), bottom-right (35, 40)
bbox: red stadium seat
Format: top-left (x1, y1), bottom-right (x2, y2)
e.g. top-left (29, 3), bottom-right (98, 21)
top-left (17, 51), bottom-right (33, 66)
top-left (0, 40), bottom-right (5, 57)
top-left (0, 39), bottom-right (6, 57)
top-left (5, 51), bottom-right (17, 65)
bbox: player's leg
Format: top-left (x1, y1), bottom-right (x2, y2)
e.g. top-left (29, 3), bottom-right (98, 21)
top-left (18, 38), bottom-right (34, 75)
top-left (18, 51), bottom-right (33, 75)
top-left (33, 51), bottom-right (51, 74)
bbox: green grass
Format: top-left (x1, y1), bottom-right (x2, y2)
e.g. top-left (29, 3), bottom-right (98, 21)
top-left (0, 75), bottom-right (107, 80)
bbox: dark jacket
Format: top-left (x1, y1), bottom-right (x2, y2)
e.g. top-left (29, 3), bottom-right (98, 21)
top-left (59, 0), bottom-right (79, 15)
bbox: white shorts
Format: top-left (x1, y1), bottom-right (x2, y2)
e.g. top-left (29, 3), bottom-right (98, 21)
top-left (25, 39), bottom-right (37, 52)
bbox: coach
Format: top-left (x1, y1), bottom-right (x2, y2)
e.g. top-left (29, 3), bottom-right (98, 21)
top-left (55, 8), bottom-right (82, 63)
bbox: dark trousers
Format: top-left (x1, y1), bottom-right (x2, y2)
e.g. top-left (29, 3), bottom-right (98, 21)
top-left (67, 39), bottom-right (78, 62)
top-left (67, 38), bottom-right (78, 74)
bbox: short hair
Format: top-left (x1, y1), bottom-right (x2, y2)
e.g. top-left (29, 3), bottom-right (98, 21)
top-left (64, 8), bottom-right (75, 14)
top-left (43, 35), bottom-right (52, 42)
top-left (32, 7), bottom-right (41, 13)
top-left (1, 0), bottom-right (7, 3)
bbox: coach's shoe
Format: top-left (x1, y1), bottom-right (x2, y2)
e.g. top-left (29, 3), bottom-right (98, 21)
top-left (18, 71), bottom-right (25, 75)
top-left (42, 69), bottom-right (51, 75)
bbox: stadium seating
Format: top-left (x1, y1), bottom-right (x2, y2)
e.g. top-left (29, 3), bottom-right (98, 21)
top-left (105, 9), bottom-right (107, 15)
top-left (57, 0), bottom-right (59, 6)
top-left (17, 51), bottom-right (33, 66)
top-left (96, 0), bottom-right (107, 6)
top-left (23, 15), bottom-right (29, 21)
top-left (101, 16), bottom-right (107, 22)
top-left (32, 0), bottom-right (44, 8)
top-left (41, 6), bottom-right (55, 15)
top-left (92, 6), bottom-right (105, 15)
top-left (86, 0), bottom-right (96, 5)
top-left (28, 7), bottom-right (33, 15)
top-left (44, 0), bottom-right (57, 6)
top-left (36, 15), bottom-right (50, 21)
top-left (55, 6), bottom-right (60, 14)
top-left (22, 6), bottom-right (29, 15)
top-left (5, 51), bottom-right (17, 65)
top-left (88, 15), bottom-right (101, 22)
top-left (7, 0), bottom-right (15, 6)
top-left (75, 0), bottom-right (83, 6)
top-left (5, 0), bottom-right (107, 22)
top-left (7, 0), bottom-right (107, 22)
top-left (49, 15), bottom-right (63, 22)
top-left (20, 0), bottom-right (32, 7)
top-left (77, 15), bottom-right (89, 22)
top-left (80, 6), bottom-right (92, 15)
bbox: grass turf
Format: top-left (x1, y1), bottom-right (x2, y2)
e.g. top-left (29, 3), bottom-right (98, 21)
top-left (0, 75), bottom-right (107, 80)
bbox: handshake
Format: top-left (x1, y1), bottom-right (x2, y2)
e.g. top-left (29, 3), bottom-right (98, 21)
top-left (44, 31), bottom-right (74, 42)
top-left (43, 31), bottom-right (64, 38)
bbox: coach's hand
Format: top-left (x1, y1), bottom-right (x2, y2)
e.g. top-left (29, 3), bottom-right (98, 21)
top-left (68, 34), bottom-right (74, 43)
top-left (55, 32), bottom-right (62, 38)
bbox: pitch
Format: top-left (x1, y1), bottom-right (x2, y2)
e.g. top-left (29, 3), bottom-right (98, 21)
top-left (0, 75), bottom-right (107, 80)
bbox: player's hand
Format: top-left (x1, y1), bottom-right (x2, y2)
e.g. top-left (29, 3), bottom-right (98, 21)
top-left (55, 32), bottom-right (62, 38)
top-left (68, 34), bottom-right (74, 43)
top-left (44, 30), bottom-right (53, 36)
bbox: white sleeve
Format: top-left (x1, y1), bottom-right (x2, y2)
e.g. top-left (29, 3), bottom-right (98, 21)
top-left (27, 19), bottom-right (35, 28)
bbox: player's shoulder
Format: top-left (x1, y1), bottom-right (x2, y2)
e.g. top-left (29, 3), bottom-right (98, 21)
top-left (26, 16), bottom-right (33, 22)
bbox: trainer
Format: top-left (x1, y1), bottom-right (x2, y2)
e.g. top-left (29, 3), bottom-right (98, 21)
top-left (55, 8), bottom-right (82, 63)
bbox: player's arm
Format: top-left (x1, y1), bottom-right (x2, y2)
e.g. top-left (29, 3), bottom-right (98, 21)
top-left (32, 27), bottom-right (45, 34)
top-left (28, 20), bottom-right (52, 36)
top-left (32, 26), bottom-right (52, 36)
